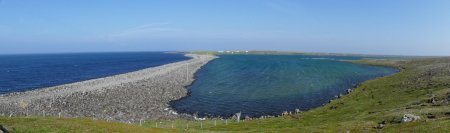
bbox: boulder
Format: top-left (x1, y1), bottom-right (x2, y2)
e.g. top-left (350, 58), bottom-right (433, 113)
top-left (402, 114), bottom-right (420, 122)
top-left (0, 125), bottom-right (9, 133)
top-left (281, 111), bottom-right (289, 116)
top-left (244, 115), bottom-right (252, 121)
top-left (346, 89), bottom-right (353, 94)
top-left (295, 109), bottom-right (301, 114)
top-left (373, 123), bottom-right (384, 129)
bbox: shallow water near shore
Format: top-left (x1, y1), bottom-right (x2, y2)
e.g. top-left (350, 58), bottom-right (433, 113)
top-left (0, 52), bottom-right (190, 94)
top-left (171, 54), bottom-right (398, 118)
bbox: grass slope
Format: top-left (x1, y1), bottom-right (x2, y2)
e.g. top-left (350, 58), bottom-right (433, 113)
top-left (0, 117), bottom-right (174, 133)
top-left (1, 57), bottom-right (449, 133)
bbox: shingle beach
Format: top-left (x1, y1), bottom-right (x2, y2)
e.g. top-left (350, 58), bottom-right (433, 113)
top-left (0, 54), bottom-right (217, 123)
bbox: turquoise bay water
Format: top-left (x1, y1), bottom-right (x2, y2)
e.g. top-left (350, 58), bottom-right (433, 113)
top-left (171, 55), bottom-right (398, 118)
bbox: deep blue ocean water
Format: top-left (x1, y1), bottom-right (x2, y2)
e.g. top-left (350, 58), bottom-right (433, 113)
top-left (0, 52), bottom-right (190, 94)
top-left (171, 54), bottom-right (398, 118)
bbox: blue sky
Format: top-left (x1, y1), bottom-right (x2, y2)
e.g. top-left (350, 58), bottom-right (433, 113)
top-left (0, 0), bottom-right (449, 56)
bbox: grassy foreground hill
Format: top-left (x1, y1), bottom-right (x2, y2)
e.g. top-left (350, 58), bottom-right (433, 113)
top-left (1, 56), bottom-right (449, 132)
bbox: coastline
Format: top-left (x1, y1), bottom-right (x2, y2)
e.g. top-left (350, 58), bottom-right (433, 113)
top-left (169, 55), bottom-right (400, 119)
top-left (0, 55), bottom-right (448, 132)
top-left (0, 54), bottom-right (217, 123)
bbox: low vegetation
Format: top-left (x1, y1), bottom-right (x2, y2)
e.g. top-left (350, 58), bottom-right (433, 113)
top-left (1, 56), bottom-right (449, 132)
top-left (0, 117), bottom-right (172, 133)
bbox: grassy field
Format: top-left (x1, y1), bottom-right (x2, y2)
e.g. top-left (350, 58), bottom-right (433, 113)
top-left (1, 56), bottom-right (449, 132)
top-left (0, 117), bottom-right (175, 133)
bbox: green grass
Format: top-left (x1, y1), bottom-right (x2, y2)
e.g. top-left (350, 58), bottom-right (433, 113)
top-left (0, 117), bottom-right (174, 133)
top-left (1, 57), bottom-right (449, 132)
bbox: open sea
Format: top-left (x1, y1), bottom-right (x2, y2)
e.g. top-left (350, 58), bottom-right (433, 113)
top-left (0, 52), bottom-right (190, 94)
top-left (171, 54), bottom-right (398, 118)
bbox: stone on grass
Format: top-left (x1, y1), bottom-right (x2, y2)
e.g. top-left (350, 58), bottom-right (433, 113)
top-left (402, 114), bottom-right (420, 122)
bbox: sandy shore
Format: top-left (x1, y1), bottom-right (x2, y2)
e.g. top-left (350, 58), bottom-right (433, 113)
top-left (0, 54), bottom-right (217, 123)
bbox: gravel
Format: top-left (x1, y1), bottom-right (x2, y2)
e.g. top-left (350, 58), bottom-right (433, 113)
top-left (0, 54), bottom-right (217, 123)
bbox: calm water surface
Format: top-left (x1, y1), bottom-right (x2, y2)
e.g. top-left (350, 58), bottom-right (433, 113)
top-left (171, 55), bottom-right (398, 118)
top-left (0, 52), bottom-right (190, 94)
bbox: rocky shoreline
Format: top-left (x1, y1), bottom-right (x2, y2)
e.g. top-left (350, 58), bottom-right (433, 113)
top-left (0, 54), bottom-right (217, 123)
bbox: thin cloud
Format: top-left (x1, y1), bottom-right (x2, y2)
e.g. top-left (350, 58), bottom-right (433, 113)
top-left (106, 23), bottom-right (181, 42)
top-left (262, 1), bottom-right (292, 14)
top-left (125, 22), bottom-right (171, 31)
